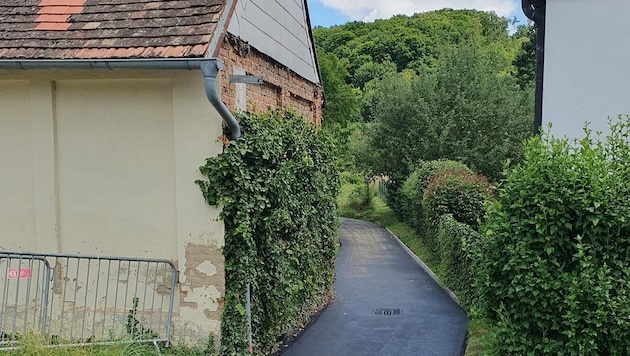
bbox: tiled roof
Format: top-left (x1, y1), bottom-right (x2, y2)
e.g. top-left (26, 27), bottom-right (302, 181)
top-left (0, 0), bottom-right (227, 59)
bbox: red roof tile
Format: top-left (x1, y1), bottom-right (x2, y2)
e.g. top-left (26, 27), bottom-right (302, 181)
top-left (0, 0), bottom-right (227, 59)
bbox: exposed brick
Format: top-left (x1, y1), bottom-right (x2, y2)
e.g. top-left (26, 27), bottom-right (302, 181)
top-left (219, 36), bottom-right (323, 124)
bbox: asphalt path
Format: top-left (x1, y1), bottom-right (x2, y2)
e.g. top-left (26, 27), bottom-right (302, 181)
top-left (282, 218), bottom-right (468, 356)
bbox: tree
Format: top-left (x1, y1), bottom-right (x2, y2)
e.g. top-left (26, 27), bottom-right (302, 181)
top-left (365, 43), bottom-right (533, 183)
top-left (352, 60), bottom-right (397, 89)
top-left (318, 52), bottom-right (359, 130)
top-left (512, 24), bottom-right (537, 89)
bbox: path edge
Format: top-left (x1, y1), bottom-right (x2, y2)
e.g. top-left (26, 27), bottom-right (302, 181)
top-left (384, 227), bottom-right (469, 356)
top-left (384, 227), bottom-right (462, 308)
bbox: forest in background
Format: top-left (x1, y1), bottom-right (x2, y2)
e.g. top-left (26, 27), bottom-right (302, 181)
top-left (314, 9), bottom-right (536, 183)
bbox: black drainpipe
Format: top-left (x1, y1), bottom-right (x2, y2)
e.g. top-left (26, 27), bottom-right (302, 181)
top-left (522, 0), bottom-right (546, 135)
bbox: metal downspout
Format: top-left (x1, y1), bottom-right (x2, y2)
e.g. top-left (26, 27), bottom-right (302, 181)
top-left (0, 58), bottom-right (241, 140)
top-left (200, 60), bottom-right (241, 140)
top-left (522, 0), bottom-right (546, 135)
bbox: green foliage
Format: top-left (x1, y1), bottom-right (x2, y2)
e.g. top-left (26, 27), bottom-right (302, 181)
top-left (391, 160), bottom-right (492, 314)
top-left (368, 43), bottom-right (532, 182)
top-left (317, 51), bottom-right (361, 172)
top-left (436, 215), bottom-right (482, 312)
top-left (318, 52), bottom-right (360, 131)
top-left (393, 160), bottom-right (472, 227)
top-left (125, 297), bottom-right (157, 340)
top-left (422, 166), bottom-right (492, 228)
top-left (476, 118), bottom-right (630, 354)
top-left (197, 111), bottom-right (339, 355)
top-left (313, 9), bottom-right (520, 81)
top-left (337, 171), bottom-right (373, 217)
top-left (1, 332), bottom-right (216, 356)
top-left (512, 24), bottom-right (537, 89)
top-left (352, 60), bottom-right (397, 89)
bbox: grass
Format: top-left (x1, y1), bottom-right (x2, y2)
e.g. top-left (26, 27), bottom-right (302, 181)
top-left (1, 332), bottom-right (216, 356)
top-left (339, 181), bottom-right (496, 355)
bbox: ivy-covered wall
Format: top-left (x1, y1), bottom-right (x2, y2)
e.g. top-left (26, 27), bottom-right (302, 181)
top-left (197, 111), bottom-right (339, 355)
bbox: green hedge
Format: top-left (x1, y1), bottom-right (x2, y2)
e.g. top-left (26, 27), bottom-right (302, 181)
top-left (393, 160), bottom-right (492, 313)
top-left (394, 160), bottom-right (473, 229)
top-left (422, 165), bottom-right (492, 228)
top-left (476, 118), bottom-right (630, 354)
top-left (436, 214), bottom-right (481, 312)
top-left (197, 111), bottom-right (339, 355)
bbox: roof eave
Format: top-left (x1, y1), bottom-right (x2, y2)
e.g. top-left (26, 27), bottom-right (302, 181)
top-left (0, 58), bottom-right (213, 71)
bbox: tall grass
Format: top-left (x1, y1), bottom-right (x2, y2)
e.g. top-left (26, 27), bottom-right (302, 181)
top-left (2, 332), bottom-right (215, 356)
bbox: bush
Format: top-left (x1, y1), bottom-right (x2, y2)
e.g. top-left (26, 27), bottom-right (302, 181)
top-left (338, 171), bottom-right (372, 215)
top-left (422, 165), bottom-right (492, 228)
top-left (476, 118), bottom-right (630, 355)
top-left (419, 163), bottom-right (492, 276)
top-left (197, 110), bottom-right (339, 355)
top-left (436, 215), bottom-right (482, 312)
top-left (393, 160), bottom-right (472, 228)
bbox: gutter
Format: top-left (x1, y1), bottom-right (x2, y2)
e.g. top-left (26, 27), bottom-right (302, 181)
top-left (0, 58), bottom-right (241, 140)
top-left (522, 0), bottom-right (546, 135)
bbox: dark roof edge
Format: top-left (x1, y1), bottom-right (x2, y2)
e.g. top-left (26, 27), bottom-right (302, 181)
top-left (0, 58), bottom-right (217, 71)
top-left (303, 0), bottom-right (323, 87)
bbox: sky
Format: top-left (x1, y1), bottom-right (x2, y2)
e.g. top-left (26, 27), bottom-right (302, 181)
top-left (307, 0), bottom-right (529, 28)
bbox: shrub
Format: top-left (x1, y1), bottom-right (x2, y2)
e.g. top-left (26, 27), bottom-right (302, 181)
top-left (476, 118), bottom-right (630, 355)
top-left (420, 164), bottom-right (492, 270)
top-left (338, 171), bottom-right (372, 215)
top-left (393, 160), bottom-right (472, 228)
top-left (422, 166), bottom-right (492, 228)
top-left (436, 214), bottom-right (482, 312)
top-left (396, 169), bottom-right (423, 227)
top-left (197, 110), bottom-right (339, 355)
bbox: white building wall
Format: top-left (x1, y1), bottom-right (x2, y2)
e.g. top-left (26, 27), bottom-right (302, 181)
top-left (544, 0), bottom-right (630, 138)
top-left (0, 70), bottom-right (225, 342)
top-left (0, 81), bottom-right (36, 251)
top-left (227, 0), bottom-right (320, 84)
top-left (54, 78), bottom-right (178, 256)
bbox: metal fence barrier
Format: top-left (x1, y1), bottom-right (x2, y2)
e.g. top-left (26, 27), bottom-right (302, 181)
top-left (0, 251), bottom-right (177, 350)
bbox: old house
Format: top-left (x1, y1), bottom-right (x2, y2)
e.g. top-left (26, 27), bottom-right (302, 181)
top-left (0, 0), bottom-right (321, 344)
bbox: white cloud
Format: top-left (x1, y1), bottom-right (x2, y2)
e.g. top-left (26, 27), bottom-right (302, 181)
top-left (317, 0), bottom-right (518, 22)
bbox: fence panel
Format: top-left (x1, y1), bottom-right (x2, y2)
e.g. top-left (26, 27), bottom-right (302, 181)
top-left (0, 251), bottom-right (177, 350)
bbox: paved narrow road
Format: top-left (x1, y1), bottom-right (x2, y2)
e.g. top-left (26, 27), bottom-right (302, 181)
top-left (283, 218), bottom-right (468, 356)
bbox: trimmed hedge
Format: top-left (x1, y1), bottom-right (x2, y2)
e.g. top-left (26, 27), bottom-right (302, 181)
top-left (436, 214), bottom-right (481, 311)
top-left (394, 160), bottom-right (473, 228)
top-left (476, 118), bottom-right (630, 354)
top-left (392, 160), bottom-right (492, 313)
top-left (402, 161), bottom-right (492, 260)
top-left (422, 165), bottom-right (492, 227)
top-left (197, 111), bottom-right (339, 355)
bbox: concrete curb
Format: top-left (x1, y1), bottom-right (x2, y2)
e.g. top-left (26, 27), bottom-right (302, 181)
top-left (384, 227), bottom-right (462, 309)
top-left (384, 227), bottom-right (470, 356)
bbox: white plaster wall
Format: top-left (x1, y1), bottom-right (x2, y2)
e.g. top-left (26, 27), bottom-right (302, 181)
top-left (544, 0), bottom-right (630, 139)
top-left (55, 78), bottom-right (177, 256)
top-left (0, 81), bottom-right (36, 250)
top-left (0, 70), bottom-right (225, 343)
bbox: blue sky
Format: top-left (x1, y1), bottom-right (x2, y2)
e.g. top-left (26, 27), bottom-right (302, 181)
top-left (307, 0), bottom-right (529, 28)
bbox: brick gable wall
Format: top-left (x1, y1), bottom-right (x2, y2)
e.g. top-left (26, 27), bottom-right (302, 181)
top-left (219, 34), bottom-right (323, 124)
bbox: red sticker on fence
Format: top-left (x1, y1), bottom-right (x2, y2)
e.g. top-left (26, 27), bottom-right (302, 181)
top-left (7, 268), bottom-right (31, 279)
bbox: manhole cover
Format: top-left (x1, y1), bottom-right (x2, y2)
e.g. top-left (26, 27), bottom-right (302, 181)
top-left (373, 308), bottom-right (402, 315)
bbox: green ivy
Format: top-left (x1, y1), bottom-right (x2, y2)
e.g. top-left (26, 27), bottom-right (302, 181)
top-left (476, 117), bottom-right (630, 354)
top-left (196, 111), bottom-right (339, 355)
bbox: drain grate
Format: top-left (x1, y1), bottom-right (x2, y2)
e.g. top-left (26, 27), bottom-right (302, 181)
top-left (373, 308), bottom-right (402, 316)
